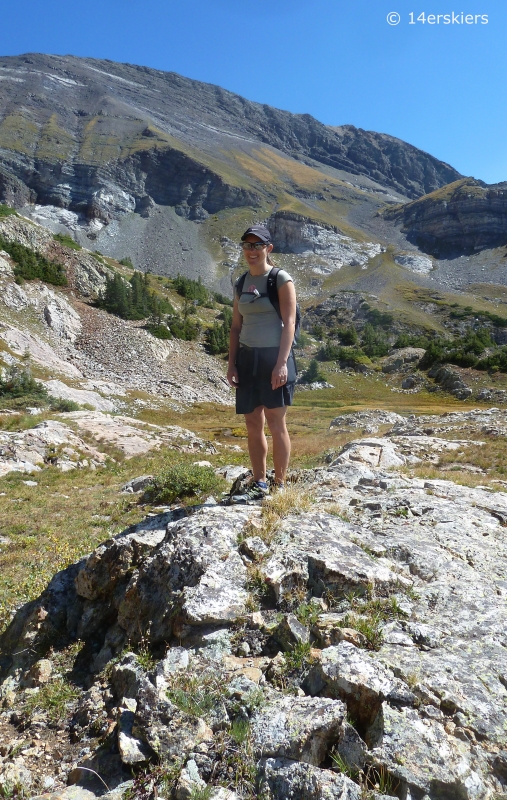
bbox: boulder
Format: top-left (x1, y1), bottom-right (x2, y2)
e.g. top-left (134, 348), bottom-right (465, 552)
top-left (251, 695), bottom-right (346, 766)
top-left (258, 757), bottom-right (361, 800)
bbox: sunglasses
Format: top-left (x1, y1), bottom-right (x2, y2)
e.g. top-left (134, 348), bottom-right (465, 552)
top-left (241, 242), bottom-right (268, 251)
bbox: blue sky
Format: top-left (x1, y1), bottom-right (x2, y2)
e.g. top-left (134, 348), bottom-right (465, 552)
top-left (1, 0), bottom-right (506, 183)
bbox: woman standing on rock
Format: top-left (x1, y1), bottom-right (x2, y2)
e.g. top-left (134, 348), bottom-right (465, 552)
top-left (226, 225), bottom-right (297, 503)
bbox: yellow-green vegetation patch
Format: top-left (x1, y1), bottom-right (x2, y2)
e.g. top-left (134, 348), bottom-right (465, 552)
top-left (35, 114), bottom-right (75, 162)
top-left (78, 116), bottom-right (123, 164)
top-left (0, 113), bottom-right (39, 156)
top-left (382, 177), bottom-right (487, 220)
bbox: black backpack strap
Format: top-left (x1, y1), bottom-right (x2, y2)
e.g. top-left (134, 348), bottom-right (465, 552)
top-left (266, 267), bottom-right (282, 319)
top-left (235, 271), bottom-right (248, 299)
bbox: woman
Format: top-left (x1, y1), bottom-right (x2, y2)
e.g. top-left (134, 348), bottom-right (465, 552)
top-left (226, 225), bottom-right (297, 503)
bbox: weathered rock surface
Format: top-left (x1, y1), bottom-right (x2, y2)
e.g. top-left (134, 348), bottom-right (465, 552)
top-left (258, 758), bottom-right (362, 800)
top-left (0, 418), bottom-right (106, 477)
top-left (3, 407), bottom-right (507, 798)
top-left (251, 696), bottom-right (346, 765)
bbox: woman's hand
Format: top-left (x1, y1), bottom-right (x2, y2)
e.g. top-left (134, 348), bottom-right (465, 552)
top-left (271, 361), bottom-right (288, 390)
top-left (227, 364), bottom-right (239, 388)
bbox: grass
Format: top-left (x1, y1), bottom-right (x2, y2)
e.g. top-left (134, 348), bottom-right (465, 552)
top-left (22, 677), bottom-right (79, 722)
top-left (166, 666), bottom-right (227, 721)
top-left (330, 588), bottom-right (409, 651)
top-left (208, 721), bottom-right (257, 799)
top-left (0, 204), bottom-right (17, 218)
top-left (242, 484), bottom-right (315, 546)
top-left (330, 750), bottom-right (360, 780)
top-left (0, 444), bottom-right (223, 635)
top-left (282, 641), bottom-right (314, 673)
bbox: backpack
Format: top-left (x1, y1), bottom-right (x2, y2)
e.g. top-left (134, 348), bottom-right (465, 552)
top-left (236, 267), bottom-right (301, 345)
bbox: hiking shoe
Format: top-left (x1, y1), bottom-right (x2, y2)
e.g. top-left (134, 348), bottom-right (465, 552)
top-left (228, 480), bottom-right (269, 505)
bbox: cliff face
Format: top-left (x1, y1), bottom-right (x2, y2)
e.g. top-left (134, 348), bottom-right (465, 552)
top-left (385, 177), bottom-right (507, 255)
top-left (0, 53), bottom-right (461, 225)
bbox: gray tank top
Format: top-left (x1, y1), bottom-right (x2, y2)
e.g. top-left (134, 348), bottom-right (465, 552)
top-left (236, 269), bottom-right (292, 348)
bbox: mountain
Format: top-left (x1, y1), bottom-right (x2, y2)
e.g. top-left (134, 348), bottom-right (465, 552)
top-left (1, 52), bottom-right (507, 312)
top-left (0, 53), bottom-right (460, 213)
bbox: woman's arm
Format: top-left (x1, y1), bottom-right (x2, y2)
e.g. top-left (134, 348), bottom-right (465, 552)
top-left (227, 296), bottom-right (243, 387)
top-left (272, 280), bottom-right (296, 390)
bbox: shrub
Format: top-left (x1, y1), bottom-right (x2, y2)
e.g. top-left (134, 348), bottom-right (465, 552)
top-left (0, 359), bottom-right (49, 410)
top-left (205, 307), bottom-right (232, 354)
top-left (53, 233), bottom-right (81, 250)
top-left (144, 462), bottom-right (225, 505)
top-left (337, 347), bottom-right (371, 367)
top-left (312, 323), bottom-right (325, 341)
top-left (361, 323), bottom-right (389, 358)
top-left (296, 330), bottom-right (311, 348)
top-left (172, 274), bottom-right (209, 305)
top-left (213, 291), bottom-right (233, 306)
top-left (0, 235), bottom-right (67, 286)
top-left (169, 315), bottom-right (201, 341)
top-left (300, 359), bottom-right (326, 384)
top-left (146, 323), bottom-right (173, 340)
top-left (318, 340), bottom-right (341, 361)
top-left (119, 256), bottom-right (134, 268)
top-left (367, 308), bottom-right (394, 327)
top-left (337, 326), bottom-right (358, 346)
top-left (394, 332), bottom-right (431, 349)
top-left (49, 397), bottom-right (81, 412)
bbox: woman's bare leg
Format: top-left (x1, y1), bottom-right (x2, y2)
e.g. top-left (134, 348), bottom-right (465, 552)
top-left (264, 406), bottom-right (290, 484)
top-left (244, 406), bottom-right (267, 482)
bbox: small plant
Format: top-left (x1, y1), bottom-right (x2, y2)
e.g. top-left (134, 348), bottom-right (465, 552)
top-left (362, 763), bottom-right (399, 796)
top-left (244, 485), bottom-right (314, 546)
top-left (246, 566), bottom-right (271, 602)
top-left (282, 641), bottom-right (313, 673)
top-left (22, 677), bottom-right (79, 721)
top-left (230, 718), bottom-right (251, 745)
top-left (295, 601), bottom-right (321, 627)
top-left (393, 506), bottom-right (409, 517)
top-left (166, 667), bottom-right (227, 721)
top-left (144, 461), bottom-right (225, 505)
top-left (190, 786), bottom-right (213, 800)
top-left (50, 397), bottom-right (81, 412)
top-left (330, 750), bottom-right (360, 780)
top-left (334, 585), bottom-right (409, 651)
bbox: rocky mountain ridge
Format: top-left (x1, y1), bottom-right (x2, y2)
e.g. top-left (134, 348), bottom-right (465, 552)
top-left (1, 408), bottom-right (507, 799)
top-left (384, 178), bottom-right (507, 256)
top-left (0, 53), bottom-right (461, 218)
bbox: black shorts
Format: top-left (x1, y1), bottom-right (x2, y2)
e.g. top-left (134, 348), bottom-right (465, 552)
top-left (235, 345), bottom-right (297, 415)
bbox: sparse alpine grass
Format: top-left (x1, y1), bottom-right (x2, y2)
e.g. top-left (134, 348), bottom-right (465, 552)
top-left (22, 677), bottom-right (79, 722)
top-left (243, 484), bottom-right (314, 546)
